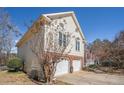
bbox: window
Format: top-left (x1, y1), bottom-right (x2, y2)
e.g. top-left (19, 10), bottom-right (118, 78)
top-left (63, 34), bottom-right (66, 47)
top-left (76, 39), bottom-right (80, 51)
top-left (48, 32), bottom-right (53, 46)
top-left (59, 32), bottom-right (67, 47)
top-left (59, 32), bottom-right (62, 46)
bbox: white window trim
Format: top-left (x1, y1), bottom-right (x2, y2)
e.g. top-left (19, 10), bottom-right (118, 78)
top-left (75, 38), bottom-right (80, 51)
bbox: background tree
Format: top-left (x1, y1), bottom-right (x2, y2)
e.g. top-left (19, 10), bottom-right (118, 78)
top-left (88, 31), bottom-right (124, 69)
top-left (88, 39), bottom-right (103, 64)
top-left (108, 31), bottom-right (124, 68)
top-left (0, 8), bottom-right (21, 65)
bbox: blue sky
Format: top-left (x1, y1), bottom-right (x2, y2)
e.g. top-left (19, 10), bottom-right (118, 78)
top-left (5, 7), bottom-right (124, 43)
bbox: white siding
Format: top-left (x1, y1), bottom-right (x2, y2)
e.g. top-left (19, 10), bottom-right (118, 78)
top-left (17, 28), bottom-right (45, 75)
top-left (44, 16), bottom-right (84, 57)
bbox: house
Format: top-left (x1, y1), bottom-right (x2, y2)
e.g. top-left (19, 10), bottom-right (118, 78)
top-left (16, 11), bottom-right (86, 78)
top-left (84, 48), bottom-right (95, 66)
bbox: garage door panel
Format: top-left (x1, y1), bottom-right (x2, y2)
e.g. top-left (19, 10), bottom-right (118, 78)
top-left (55, 60), bottom-right (69, 76)
top-left (73, 60), bottom-right (81, 71)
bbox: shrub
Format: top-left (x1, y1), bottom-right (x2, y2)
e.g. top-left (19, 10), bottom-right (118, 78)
top-left (88, 64), bottom-right (97, 69)
top-left (7, 57), bottom-right (22, 72)
top-left (101, 61), bottom-right (118, 67)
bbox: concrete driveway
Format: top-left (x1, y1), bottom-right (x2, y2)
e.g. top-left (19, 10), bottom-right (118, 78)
top-left (56, 71), bottom-right (124, 85)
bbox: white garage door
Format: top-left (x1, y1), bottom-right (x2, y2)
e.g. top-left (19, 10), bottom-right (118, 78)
top-left (55, 60), bottom-right (69, 76)
top-left (73, 60), bottom-right (81, 71)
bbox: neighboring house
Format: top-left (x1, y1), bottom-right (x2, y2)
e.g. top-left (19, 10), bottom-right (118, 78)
top-left (16, 11), bottom-right (86, 77)
top-left (84, 49), bottom-right (95, 66)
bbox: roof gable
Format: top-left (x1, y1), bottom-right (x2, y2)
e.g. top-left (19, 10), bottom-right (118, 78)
top-left (16, 11), bottom-right (86, 47)
top-left (43, 11), bottom-right (85, 41)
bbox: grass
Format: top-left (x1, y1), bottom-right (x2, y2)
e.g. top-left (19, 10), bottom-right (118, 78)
top-left (0, 71), bottom-right (70, 85)
top-left (0, 71), bottom-right (36, 85)
top-left (55, 80), bottom-right (71, 85)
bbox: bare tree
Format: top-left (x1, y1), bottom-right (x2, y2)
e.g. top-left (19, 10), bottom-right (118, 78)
top-left (108, 31), bottom-right (124, 68)
top-left (0, 8), bottom-right (21, 65)
top-left (30, 18), bottom-right (73, 84)
top-left (88, 39), bottom-right (104, 64)
top-left (88, 31), bottom-right (124, 69)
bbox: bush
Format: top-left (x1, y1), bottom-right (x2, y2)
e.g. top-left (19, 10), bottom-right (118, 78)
top-left (101, 61), bottom-right (118, 67)
top-left (7, 57), bottom-right (22, 72)
top-left (118, 62), bottom-right (124, 69)
top-left (88, 64), bottom-right (97, 69)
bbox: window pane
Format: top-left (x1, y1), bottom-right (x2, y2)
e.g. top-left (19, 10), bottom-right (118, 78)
top-left (59, 32), bottom-right (62, 46)
top-left (75, 39), bottom-right (80, 51)
top-left (76, 40), bottom-right (77, 50)
top-left (78, 41), bottom-right (80, 51)
top-left (63, 34), bottom-right (66, 47)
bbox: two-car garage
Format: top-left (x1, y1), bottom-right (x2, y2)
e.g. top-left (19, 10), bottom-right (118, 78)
top-left (55, 59), bottom-right (81, 76)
